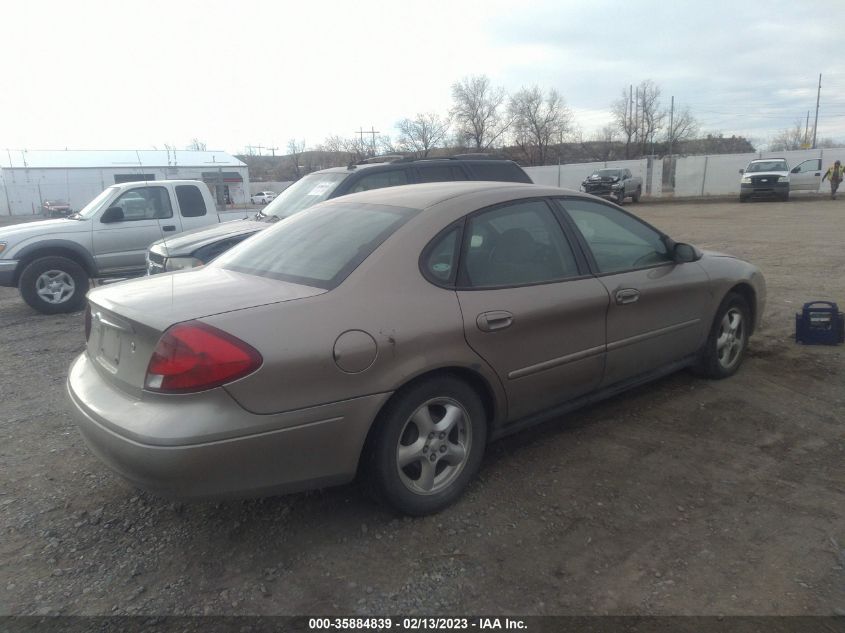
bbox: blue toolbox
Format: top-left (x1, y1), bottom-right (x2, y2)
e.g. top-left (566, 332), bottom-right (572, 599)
top-left (795, 301), bottom-right (844, 345)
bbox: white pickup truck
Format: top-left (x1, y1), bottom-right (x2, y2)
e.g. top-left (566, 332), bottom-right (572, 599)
top-left (0, 180), bottom-right (221, 313)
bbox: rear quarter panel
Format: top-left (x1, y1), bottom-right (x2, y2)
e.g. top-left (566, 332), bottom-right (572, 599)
top-left (208, 196), bottom-right (516, 421)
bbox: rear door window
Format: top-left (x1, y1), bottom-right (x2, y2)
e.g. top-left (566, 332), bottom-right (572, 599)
top-left (466, 162), bottom-right (530, 183)
top-left (348, 169), bottom-right (410, 193)
top-left (415, 165), bottom-right (467, 183)
top-left (175, 185), bottom-right (208, 218)
top-left (459, 200), bottom-right (579, 287)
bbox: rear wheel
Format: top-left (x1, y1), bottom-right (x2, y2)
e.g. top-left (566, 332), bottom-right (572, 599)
top-left (368, 376), bottom-right (487, 515)
top-left (19, 256), bottom-right (89, 314)
top-left (693, 292), bottom-right (750, 379)
top-left (632, 186), bottom-right (642, 203)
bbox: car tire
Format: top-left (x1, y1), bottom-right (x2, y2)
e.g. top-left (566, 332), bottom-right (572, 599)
top-left (739, 195), bottom-right (749, 203)
top-left (781, 192), bottom-right (790, 202)
top-left (632, 187), bottom-right (641, 203)
top-left (692, 292), bottom-right (750, 380)
top-left (19, 256), bottom-right (89, 315)
top-left (368, 376), bottom-right (487, 516)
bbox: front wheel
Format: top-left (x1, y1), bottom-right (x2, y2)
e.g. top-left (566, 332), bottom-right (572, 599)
top-left (780, 192), bottom-right (790, 202)
top-left (693, 292), bottom-right (750, 379)
top-left (368, 376), bottom-right (487, 515)
top-left (18, 256), bottom-right (89, 314)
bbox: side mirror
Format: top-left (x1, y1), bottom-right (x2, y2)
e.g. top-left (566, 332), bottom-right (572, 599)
top-left (738, 168), bottom-right (745, 174)
top-left (673, 242), bottom-right (701, 263)
top-left (101, 206), bottom-right (125, 223)
top-left (791, 166), bottom-right (800, 173)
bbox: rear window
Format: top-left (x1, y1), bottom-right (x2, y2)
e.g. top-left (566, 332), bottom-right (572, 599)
top-left (175, 185), bottom-right (208, 217)
top-left (467, 162), bottom-right (530, 183)
top-left (216, 202), bottom-right (417, 289)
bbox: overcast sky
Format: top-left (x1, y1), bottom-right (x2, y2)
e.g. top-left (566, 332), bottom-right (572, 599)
top-left (2, 0), bottom-right (843, 154)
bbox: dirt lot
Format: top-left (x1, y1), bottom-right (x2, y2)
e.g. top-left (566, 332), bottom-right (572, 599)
top-left (0, 197), bottom-right (843, 617)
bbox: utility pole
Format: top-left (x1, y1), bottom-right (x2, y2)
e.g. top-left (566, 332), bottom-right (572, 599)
top-left (628, 84), bottom-right (633, 159)
top-left (812, 73), bottom-right (821, 149)
top-left (368, 127), bottom-right (380, 156)
top-left (804, 111), bottom-right (810, 147)
top-left (355, 127), bottom-right (381, 156)
top-left (267, 146), bottom-right (278, 157)
top-left (634, 87), bottom-right (640, 151)
top-left (668, 95), bottom-right (674, 156)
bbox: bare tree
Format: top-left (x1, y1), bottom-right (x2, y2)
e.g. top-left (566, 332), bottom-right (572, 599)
top-left (450, 75), bottom-right (511, 150)
top-left (287, 139), bottom-right (306, 179)
top-left (665, 106), bottom-right (698, 152)
top-left (187, 138), bottom-right (207, 151)
top-left (508, 86), bottom-right (572, 166)
top-left (343, 136), bottom-right (376, 162)
top-left (396, 113), bottom-right (450, 158)
top-left (611, 80), bottom-right (669, 157)
top-left (636, 80), bottom-right (665, 155)
top-left (590, 124), bottom-right (619, 161)
top-left (611, 89), bottom-right (637, 158)
top-left (769, 120), bottom-right (806, 151)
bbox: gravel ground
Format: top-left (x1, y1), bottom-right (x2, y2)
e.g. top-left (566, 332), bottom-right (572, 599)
top-left (0, 197), bottom-right (843, 616)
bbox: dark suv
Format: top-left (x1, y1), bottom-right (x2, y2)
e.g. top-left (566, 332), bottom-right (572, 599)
top-left (146, 155), bottom-right (532, 274)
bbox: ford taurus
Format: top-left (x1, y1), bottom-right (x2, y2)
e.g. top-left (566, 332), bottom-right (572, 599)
top-left (67, 182), bottom-right (766, 515)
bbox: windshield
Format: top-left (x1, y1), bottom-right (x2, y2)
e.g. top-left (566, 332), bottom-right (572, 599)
top-left (747, 160), bottom-right (787, 173)
top-left (73, 187), bottom-right (118, 219)
top-left (215, 201), bottom-right (417, 289)
top-left (262, 172), bottom-right (348, 219)
top-left (592, 169), bottom-right (623, 178)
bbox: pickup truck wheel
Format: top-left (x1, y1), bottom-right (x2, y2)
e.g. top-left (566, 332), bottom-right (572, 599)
top-left (19, 256), bottom-right (89, 314)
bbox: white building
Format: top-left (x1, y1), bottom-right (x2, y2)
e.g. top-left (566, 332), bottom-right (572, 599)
top-left (0, 149), bottom-right (250, 215)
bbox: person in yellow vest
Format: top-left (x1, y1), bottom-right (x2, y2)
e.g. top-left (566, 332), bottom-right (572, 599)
top-left (822, 159), bottom-right (843, 199)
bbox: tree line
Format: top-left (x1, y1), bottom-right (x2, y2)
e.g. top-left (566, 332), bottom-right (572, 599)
top-left (236, 74), bottom-right (823, 181)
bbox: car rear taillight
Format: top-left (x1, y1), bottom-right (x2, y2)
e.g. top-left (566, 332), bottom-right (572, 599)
top-left (144, 321), bottom-right (262, 393)
top-left (84, 304), bottom-right (92, 341)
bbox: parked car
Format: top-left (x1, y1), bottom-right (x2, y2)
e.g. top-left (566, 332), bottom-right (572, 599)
top-left (68, 181), bottom-right (765, 515)
top-left (739, 157), bottom-right (822, 202)
top-left (42, 200), bottom-right (72, 217)
top-left (250, 191), bottom-right (277, 204)
top-left (0, 180), bottom-right (222, 314)
top-left (581, 168), bottom-right (642, 203)
top-left (145, 155), bottom-right (532, 275)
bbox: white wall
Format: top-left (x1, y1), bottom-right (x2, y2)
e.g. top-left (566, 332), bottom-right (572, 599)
top-left (524, 147), bottom-right (845, 199)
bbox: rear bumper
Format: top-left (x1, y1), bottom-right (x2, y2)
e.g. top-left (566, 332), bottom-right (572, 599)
top-left (66, 353), bottom-right (390, 498)
top-left (0, 260), bottom-right (19, 287)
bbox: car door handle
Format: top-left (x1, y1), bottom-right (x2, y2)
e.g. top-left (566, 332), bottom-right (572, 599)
top-left (477, 311), bottom-right (513, 332)
top-left (615, 289), bottom-right (640, 305)
top-left (162, 225), bottom-right (176, 232)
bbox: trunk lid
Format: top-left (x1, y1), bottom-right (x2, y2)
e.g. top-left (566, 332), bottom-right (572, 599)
top-left (86, 267), bottom-right (326, 393)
